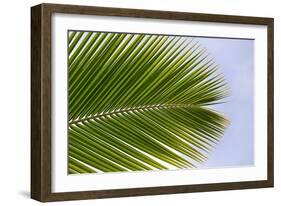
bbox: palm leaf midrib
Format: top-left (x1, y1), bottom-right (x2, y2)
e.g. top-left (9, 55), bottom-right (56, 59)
top-left (69, 103), bottom-right (199, 125)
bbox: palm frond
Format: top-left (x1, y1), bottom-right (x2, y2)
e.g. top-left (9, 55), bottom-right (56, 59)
top-left (67, 31), bottom-right (229, 174)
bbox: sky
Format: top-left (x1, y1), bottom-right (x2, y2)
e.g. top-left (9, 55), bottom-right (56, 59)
top-left (192, 36), bottom-right (254, 168)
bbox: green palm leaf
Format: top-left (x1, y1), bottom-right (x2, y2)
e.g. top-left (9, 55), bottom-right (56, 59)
top-left (67, 31), bottom-right (230, 174)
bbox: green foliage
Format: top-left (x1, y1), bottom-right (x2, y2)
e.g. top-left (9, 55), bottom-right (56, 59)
top-left (68, 31), bottom-right (229, 174)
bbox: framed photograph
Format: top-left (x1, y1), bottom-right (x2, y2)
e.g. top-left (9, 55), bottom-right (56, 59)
top-left (31, 3), bottom-right (274, 202)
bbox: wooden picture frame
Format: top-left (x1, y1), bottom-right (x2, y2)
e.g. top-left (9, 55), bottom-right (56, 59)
top-left (31, 3), bottom-right (274, 202)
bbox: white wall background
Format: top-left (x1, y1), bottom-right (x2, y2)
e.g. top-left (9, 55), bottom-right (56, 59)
top-left (0, 0), bottom-right (279, 205)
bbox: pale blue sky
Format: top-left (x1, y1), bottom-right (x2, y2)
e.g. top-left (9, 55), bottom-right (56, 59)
top-left (193, 36), bottom-right (254, 168)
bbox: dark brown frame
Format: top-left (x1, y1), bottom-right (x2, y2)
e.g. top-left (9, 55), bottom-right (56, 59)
top-left (31, 3), bottom-right (274, 202)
